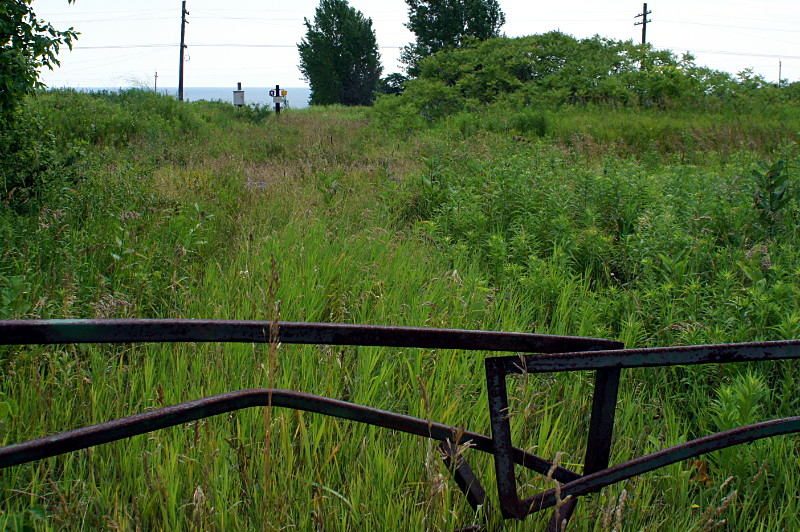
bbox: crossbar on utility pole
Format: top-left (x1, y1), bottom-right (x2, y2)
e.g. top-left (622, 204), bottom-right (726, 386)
top-left (634, 3), bottom-right (652, 45)
top-left (178, 1), bottom-right (189, 101)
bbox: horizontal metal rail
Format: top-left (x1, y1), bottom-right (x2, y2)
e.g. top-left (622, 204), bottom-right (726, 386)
top-left (485, 339), bottom-right (800, 373)
top-left (0, 388), bottom-right (578, 482)
top-left (0, 319), bottom-right (621, 353)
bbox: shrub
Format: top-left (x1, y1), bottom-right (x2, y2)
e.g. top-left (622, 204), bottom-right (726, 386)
top-left (0, 105), bottom-right (63, 208)
top-left (36, 89), bottom-right (204, 147)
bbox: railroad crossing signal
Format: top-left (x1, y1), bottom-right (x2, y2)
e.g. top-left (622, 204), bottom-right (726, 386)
top-left (269, 85), bottom-right (287, 115)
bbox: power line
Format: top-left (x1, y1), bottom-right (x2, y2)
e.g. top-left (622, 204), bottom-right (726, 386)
top-left (664, 47), bottom-right (800, 61)
top-left (71, 43), bottom-right (407, 50)
top-left (55, 49), bottom-right (165, 73)
top-left (660, 19), bottom-right (800, 34)
top-left (66, 42), bottom-right (800, 60)
top-left (36, 9), bottom-right (172, 16)
top-left (51, 16), bottom-right (174, 24)
top-left (62, 39), bottom-right (800, 63)
top-left (74, 44), bottom-right (175, 49)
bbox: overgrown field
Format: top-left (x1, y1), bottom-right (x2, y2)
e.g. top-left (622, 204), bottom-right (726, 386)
top-left (1, 88), bottom-right (800, 530)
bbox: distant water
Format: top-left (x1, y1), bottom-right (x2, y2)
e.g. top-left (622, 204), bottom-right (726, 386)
top-left (65, 86), bottom-right (311, 109)
top-left (175, 87), bottom-right (311, 109)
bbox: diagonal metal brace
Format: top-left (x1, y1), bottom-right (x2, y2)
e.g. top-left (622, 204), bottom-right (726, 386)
top-left (440, 440), bottom-right (487, 510)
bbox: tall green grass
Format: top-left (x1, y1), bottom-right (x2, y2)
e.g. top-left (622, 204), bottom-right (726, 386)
top-left (1, 89), bottom-right (799, 530)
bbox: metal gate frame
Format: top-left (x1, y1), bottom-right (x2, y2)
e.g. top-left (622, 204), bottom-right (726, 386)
top-left (2, 319), bottom-right (799, 530)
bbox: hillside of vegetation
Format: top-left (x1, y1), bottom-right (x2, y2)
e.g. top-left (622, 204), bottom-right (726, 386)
top-left (2, 34), bottom-right (800, 530)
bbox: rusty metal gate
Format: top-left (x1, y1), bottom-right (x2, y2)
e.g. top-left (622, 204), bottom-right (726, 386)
top-left (2, 319), bottom-right (799, 530)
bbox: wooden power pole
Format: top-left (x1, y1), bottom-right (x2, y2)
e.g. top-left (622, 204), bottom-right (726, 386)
top-left (635, 3), bottom-right (652, 45)
top-left (178, 1), bottom-right (189, 101)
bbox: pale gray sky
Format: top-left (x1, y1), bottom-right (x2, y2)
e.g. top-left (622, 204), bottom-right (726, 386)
top-left (34, 0), bottom-right (800, 88)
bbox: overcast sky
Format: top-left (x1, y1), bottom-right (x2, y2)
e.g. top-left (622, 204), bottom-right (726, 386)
top-left (34, 0), bottom-right (800, 89)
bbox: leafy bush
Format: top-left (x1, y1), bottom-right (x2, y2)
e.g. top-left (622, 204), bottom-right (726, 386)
top-left (1, 89), bottom-right (211, 209)
top-left (509, 108), bottom-right (547, 136)
top-left (0, 0), bottom-right (77, 116)
top-left (36, 89), bottom-right (204, 147)
top-left (380, 31), bottom-right (800, 125)
top-left (193, 99), bottom-right (273, 125)
top-left (751, 159), bottom-right (791, 235)
top-left (0, 105), bottom-right (74, 209)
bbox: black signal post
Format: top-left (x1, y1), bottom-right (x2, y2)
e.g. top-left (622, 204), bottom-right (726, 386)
top-left (269, 84), bottom-right (282, 115)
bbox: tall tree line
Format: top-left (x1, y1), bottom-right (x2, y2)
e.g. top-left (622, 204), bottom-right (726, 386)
top-left (298, 0), bottom-right (382, 106)
top-left (298, 0), bottom-right (505, 105)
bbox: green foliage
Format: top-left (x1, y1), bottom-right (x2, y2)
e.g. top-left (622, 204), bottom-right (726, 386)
top-left (402, 0), bottom-right (505, 75)
top-left (3, 83), bottom-right (800, 530)
top-left (751, 160), bottom-right (791, 235)
top-left (0, 275), bottom-right (31, 319)
top-left (376, 72), bottom-right (408, 96)
top-left (35, 88), bottom-right (204, 147)
top-left (711, 372), bottom-right (767, 433)
top-left (0, 504), bottom-right (46, 531)
top-left (1, 89), bottom-right (209, 208)
top-left (706, 370), bottom-right (784, 512)
top-left (393, 130), bottom-right (800, 346)
top-left (0, 104), bottom-right (61, 207)
top-left (379, 32), bottom-right (800, 123)
top-left (0, 0), bottom-right (78, 116)
top-left (509, 108), bottom-right (548, 137)
top-left (298, 0), bottom-right (382, 106)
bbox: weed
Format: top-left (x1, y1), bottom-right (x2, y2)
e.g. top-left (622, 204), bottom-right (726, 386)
top-left (2, 87), bottom-right (800, 530)
top-left (751, 159), bottom-right (790, 235)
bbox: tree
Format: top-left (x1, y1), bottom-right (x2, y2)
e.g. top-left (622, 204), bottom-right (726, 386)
top-left (376, 72), bottom-right (408, 96)
top-left (298, 0), bottom-right (382, 106)
top-left (401, 0), bottom-right (505, 76)
top-left (1, 1), bottom-right (78, 117)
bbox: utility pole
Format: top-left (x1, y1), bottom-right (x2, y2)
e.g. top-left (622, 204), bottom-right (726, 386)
top-left (779, 60), bottom-right (783, 85)
top-left (154, 71), bottom-right (158, 92)
top-left (634, 3), bottom-right (652, 45)
top-left (178, 1), bottom-right (189, 102)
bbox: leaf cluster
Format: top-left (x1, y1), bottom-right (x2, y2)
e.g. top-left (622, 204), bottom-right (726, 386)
top-left (0, 103), bottom-right (66, 209)
top-left (378, 32), bottom-right (800, 121)
top-left (0, 0), bottom-right (78, 117)
top-left (402, 0), bottom-right (505, 75)
top-left (752, 160), bottom-right (791, 235)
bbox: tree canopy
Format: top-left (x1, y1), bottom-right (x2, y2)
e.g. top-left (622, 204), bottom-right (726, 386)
top-left (1, 0), bottom-right (78, 117)
top-left (298, 0), bottom-right (382, 106)
top-left (376, 32), bottom-right (796, 122)
top-left (401, 0), bottom-right (505, 76)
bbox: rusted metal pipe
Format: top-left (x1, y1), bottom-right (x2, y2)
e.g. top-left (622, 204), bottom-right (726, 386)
top-left (0, 388), bottom-right (580, 484)
top-left (546, 367), bottom-right (621, 531)
top-left (0, 319), bottom-right (621, 353)
top-left (486, 339), bottom-right (800, 374)
top-left (523, 416), bottom-right (800, 514)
